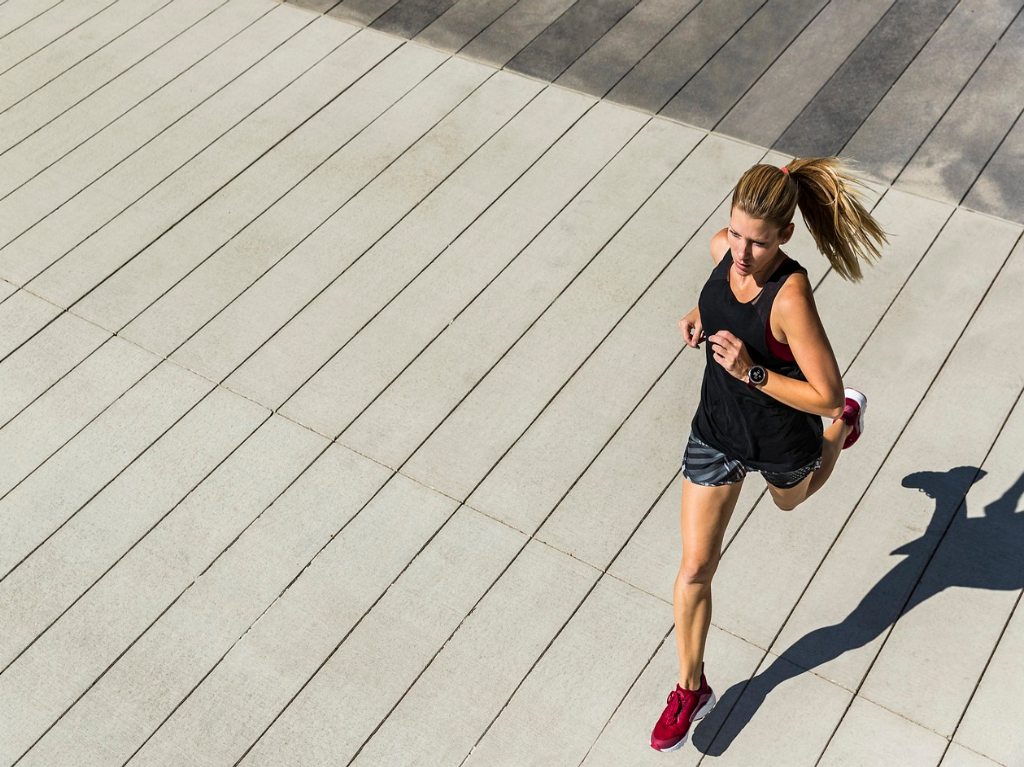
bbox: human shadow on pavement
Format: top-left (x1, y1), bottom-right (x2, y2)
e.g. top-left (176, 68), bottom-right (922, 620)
top-left (692, 464), bottom-right (1024, 755)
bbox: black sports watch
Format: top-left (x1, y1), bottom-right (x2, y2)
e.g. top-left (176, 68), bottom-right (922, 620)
top-left (747, 365), bottom-right (767, 388)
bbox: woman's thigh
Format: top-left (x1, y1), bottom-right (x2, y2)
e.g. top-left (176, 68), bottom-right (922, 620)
top-left (680, 477), bottom-right (744, 564)
top-left (764, 471), bottom-right (813, 511)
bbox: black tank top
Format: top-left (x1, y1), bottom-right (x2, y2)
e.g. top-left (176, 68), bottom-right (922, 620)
top-left (691, 250), bottom-right (823, 471)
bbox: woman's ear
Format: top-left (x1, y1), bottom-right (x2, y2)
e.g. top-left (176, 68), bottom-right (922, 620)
top-left (779, 222), bottom-right (795, 245)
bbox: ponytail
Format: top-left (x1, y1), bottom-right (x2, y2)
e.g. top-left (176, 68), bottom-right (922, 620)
top-left (731, 157), bottom-right (887, 281)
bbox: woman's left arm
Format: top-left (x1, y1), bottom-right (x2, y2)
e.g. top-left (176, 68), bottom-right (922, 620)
top-left (708, 275), bottom-right (845, 418)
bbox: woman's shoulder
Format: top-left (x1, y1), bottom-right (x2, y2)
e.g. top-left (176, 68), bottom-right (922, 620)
top-left (710, 228), bottom-right (730, 264)
top-left (774, 267), bottom-right (816, 319)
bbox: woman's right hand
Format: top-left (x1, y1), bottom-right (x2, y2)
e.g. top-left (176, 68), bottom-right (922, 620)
top-left (678, 309), bottom-right (703, 349)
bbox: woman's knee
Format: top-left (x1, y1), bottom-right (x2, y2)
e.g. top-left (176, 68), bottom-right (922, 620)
top-left (677, 555), bottom-right (720, 585)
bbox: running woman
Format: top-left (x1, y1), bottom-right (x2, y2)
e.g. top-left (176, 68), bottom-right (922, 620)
top-left (650, 158), bottom-right (886, 752)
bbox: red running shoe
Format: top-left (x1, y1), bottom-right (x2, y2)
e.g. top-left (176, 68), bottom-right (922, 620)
top-left (650, 672), bottom-right (716, 752)
top-left (839, 388), bottom-right (867, 449)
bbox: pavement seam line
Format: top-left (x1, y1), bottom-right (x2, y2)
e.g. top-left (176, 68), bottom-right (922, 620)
top-left (0, 0), bottom-right (275, 198)
top-left (0, 0), bottom-right (178, 118)
top-left (19, 13), bottom-right (349, 290)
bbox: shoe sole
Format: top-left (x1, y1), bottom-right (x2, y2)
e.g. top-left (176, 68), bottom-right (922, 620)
top-left (652, 692), bottom-right (717, 752)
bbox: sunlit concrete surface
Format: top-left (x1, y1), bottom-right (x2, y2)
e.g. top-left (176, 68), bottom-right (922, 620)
top-left (1, 1), bottom-right (1022, 765)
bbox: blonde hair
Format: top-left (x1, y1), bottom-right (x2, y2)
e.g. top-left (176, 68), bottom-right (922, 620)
top-left (730, 157), bottom-right (887, 281)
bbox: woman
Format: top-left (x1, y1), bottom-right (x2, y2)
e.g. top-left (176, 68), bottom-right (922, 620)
top-left (650, 158), bottom-right (886, 752)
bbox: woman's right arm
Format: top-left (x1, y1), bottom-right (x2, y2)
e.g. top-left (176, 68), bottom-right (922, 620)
top-left (678, 229), bottom-right (728, 348)
top-left (678, 307), bottom-right (702, 348)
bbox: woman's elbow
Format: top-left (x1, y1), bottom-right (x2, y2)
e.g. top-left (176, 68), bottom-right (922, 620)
top-left (824, 390), bottom-right (845, 420)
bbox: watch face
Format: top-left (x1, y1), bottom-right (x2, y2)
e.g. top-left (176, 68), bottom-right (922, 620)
top-left (749, 366), bottom-right (767, 385)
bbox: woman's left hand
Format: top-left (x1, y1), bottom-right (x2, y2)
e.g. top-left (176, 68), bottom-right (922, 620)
top-left (708, 330), bottom-right (753, 382)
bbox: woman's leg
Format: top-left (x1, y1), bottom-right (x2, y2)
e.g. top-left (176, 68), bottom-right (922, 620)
top-left (674, 477), bottom-right (744, 689)
top-left (767, 415), bottom-right (852, 511)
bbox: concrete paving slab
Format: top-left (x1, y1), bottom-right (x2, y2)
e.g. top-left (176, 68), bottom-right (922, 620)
top-left (0, 309), bottom-right (108, 425)
top-left (0, 363), bottom-right (218, 580)
top-left (371, 0), bottom-right (458, 39)
top-left (0, 288), bottom-right (60, 359)
top-left (770, 234), bottom-right (1024, 701)
top-left (556, 0), bottom-right (700, 99)
top-left (860, 501), bottom-right (1023, 734)
top-left (8, 2), bottom-right (1024, 762)
top-left (275, 96), bottom-right (643, 439)
top-left (707, 207), bottom-right (1018, 654)
top-left (286, 0), bottom-right (1024, 227)
top-left (954, 591), bottom-right (1024, 767)
top-left (288, 0), bottom-right (340, 13)
top-left (328, 0), bottom-right (401, 26)
top-left (941, 743), bottom-right (1007, 767)
top-left (239, 506), bottom-right (526, 766)
top-left (460, 0), bottom-right (577, 68)
top-left (127, 473), bottom-right (456, 766)
top-left (0, 3), bottom-right (316, 282)
top-left (963, 109), bottom-right (1024, 223)
top-left (399, 134), bottom-right (757, 503)
top-left (20, 430), bottom-right (368, 765)
top-left (0, 407), bottom-right (321, 761)
top-left (414, 0), bottom-right (518, 54)
top-left (462, 576), bottom-right (666, 767)
top-left (171, 63), bottom-right (527, 384)
top-left (349, 539), bottom-right (597, 767)
top-left (0, 0), bottom-right (116, 75)
top-left (72, 28), bottom-right (402, 331)
top-left (698, 652), bottom-right (852, 765)
top-left (660, 0), bottom-right (828, 130)
top-left (12, 434), bottom-right (407, 761)
top-left (605, 0), bottom-right (764, 115)
top-left (859, 378), bottom-right (1024, 735)
top-left (0, 0), bottom-right (228, 155)
top-left (25, 17), bottom-right (361, 309)
top-left (775, 0), bottom-right (958, 158)
top-left (340, 115), bottom-right (693, 476)
top-left (0, 382), bottom-right (263, 670)
top-left (533, 354), bottom-right (701, 570)
top-left (505, 0), bottom-right (639, 84)
top-left (807, 188), bottom-right (953, 371)
top-left (842, 0), bottom-right (1022, 184)
top-left (582, 626), bottom-right (764, 767)
top-left (0, 0), bottom-right (170, 113)
top-left (0, 0), bottom-right (274, 189)
top-left (818, 695), bottom-right (948, 766)
top-left (0, 336), bottom-right (156, 498)
top-left (223, 82), bottom-right (591, 410)
top-left (896, 9), bottom-right (1024, 206)
top-left (121, 47), bottom-right (471, 359)
top-left (716, 0), bottom-right (895, 148)
top-left (0, 0), bottom-right (63, 38)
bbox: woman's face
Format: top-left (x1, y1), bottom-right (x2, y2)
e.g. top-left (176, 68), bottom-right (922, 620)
top-left (727, 208), bottom-right (793, 278)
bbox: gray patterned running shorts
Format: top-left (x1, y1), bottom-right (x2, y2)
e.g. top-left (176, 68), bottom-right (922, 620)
top-left (682, 434), bottom-right (821, 490)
